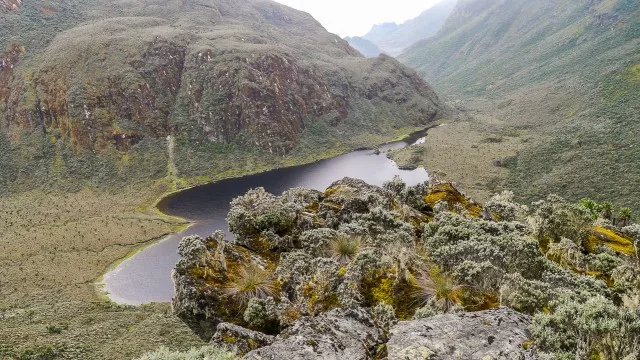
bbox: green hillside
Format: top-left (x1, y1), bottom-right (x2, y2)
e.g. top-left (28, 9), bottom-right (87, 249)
top-left (0, 0), bottom-right (442, 195)
top-left (400, 0), bottom-right (640, 210)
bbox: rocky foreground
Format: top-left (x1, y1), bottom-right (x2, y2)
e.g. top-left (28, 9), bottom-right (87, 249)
top-left (171, 177), bottom-right (640, 359)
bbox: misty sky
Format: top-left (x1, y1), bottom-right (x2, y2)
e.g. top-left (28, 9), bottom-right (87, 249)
top-left (274, 0), bottom-right (444, 37)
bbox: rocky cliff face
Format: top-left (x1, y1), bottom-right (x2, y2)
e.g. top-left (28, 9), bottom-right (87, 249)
top-left (0, 0), bottom-right (442, 191)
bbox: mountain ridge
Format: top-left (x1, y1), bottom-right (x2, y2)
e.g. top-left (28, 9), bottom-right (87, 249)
top-left (0, 0), bottom-right (442, 194)
top-left (399, 0), bottom-right (640, 210)
top-left (362, 0), bottom-right (457, 56)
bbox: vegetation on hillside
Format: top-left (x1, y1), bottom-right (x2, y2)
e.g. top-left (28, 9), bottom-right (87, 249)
top-left (399, 0), bottom-right (640, 211)
top-left (172, 176), bottom-right (640, 358)
top-left (0, 0), bottom-right (441, 195)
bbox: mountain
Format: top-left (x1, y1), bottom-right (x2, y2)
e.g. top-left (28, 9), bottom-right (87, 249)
top-left (399, 0), bottom-right (640, 209)
top-left (0, 0), bottom-right (442, 194)
top-left (344, 36), bottom-right (382, 57)
top-left (362, 0), bottom-right (457, 56)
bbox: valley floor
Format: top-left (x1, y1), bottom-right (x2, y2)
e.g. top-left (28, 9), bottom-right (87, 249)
top-left (0, 186), bottom-right (204, 359)
top-left (390, 99), bottom-right (528, 202)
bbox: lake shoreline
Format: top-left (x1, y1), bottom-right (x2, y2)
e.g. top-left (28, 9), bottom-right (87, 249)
top-left (96, 124), bottom-right (437, 305)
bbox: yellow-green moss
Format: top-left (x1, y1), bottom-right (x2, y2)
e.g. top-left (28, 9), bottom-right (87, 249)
top-left (424, 183), bottom-right (483, 218)
top-left (587, 227), bottom-right (635, 256)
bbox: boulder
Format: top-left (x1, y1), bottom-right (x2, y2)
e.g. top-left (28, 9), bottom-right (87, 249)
top-left (243, 308), bottom-right (385, 360)
top-left (211, 323), bottom-right (275, 356)
top-left (172, 233), bottom-right (275, 340)
top-left (387, 307), bottom-right (533, 360)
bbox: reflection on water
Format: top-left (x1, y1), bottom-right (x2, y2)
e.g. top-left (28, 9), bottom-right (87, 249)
top-left (100, 136), bottom-right (428, 305)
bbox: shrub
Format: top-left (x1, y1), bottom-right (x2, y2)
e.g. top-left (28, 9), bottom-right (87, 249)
top-left (223, 265), bottom-right (275, 304)
top-left (243, 297), bottom-right (279, 333)
top-left (328, 234), bottom-right (364, 265)
top-left (485, 191), bottom-right (528, 221)
top-left (530, 295), bottom-right (640, 359)
top-left (372, 302), bottom-right (397, 330)
top-left (500, 273), bottom-right (552, 314)
top-left (530, 195), bottom-right (592, 245)
top-left (176, 235), bottom-right (209, 269)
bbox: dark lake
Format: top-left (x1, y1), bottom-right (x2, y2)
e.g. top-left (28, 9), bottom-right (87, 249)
top-left (99, 132), bottom-right (430, 305)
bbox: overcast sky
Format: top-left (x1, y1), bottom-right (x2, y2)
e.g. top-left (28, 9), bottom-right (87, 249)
top-left (274, 0), bottom-right (444, 37)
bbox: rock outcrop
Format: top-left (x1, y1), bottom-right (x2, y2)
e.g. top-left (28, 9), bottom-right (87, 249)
top-left (172, 232), bottom-right (276, 340)
top-left (387, 307), bottom-right (534, 360)
top-left (0, 0), bottom-right (442, 192)
top-left (244, 308), bottom-right (386, 360)
top-left (211, 322), bottom-right (275, 356)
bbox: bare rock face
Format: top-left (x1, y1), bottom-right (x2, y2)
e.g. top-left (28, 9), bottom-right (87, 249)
top-left (0, 0), bottom-right (441, 157)
top-left (387, 307), bottom-right (534, 360)
top-left (211, 322), bottom-right (275, 356)
top-left (243, 308), bottom-right (386, 360)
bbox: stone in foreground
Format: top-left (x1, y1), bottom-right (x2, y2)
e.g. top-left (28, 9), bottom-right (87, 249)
top-left (244, 308), bottom-right (385, 360)
top-left (211, 322), bottom-right (275, 356)
top-left (387, 307), bottom-right (533, 360)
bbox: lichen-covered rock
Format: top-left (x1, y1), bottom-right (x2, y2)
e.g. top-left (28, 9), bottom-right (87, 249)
top-left (172, 232), bottom-right (275, 340)
top-left (387, 307), bottom-right (534, 360)
top-left (244, 308), bottom-right (386, 360)
top-left (211, 322), bottom-right (275, 356)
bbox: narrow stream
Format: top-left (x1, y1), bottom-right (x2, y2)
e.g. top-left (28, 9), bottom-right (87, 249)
top-left (99, 132), bottom-right (430, 305)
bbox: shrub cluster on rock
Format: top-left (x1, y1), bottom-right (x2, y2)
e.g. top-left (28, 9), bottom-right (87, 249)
top-left (172, 176), bottom-right (640, 359)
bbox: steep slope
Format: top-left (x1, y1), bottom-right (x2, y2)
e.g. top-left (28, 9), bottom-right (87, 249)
top-left (344, 36), bottom-right (383, 57)
top-left (399, 0), bottom-right (640, 209)
top-left (0, 0), bottom-right (442, 194)
top-left (363, 0), bottom-right (457, 56)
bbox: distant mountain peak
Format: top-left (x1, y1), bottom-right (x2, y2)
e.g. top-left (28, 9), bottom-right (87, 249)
top-left (362, 0), bottom-right (458, 56)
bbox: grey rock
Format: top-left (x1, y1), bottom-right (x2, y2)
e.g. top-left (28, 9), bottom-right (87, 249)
top-left (211, 323), bottom-right (275, 355)
top-left (244, 308), bottom-right (385, 360)
top-left (387, 307), bottom-right (535, 360)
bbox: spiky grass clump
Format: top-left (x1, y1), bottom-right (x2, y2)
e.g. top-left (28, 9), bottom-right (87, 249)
top-left (329, 234), bottom-right (364, 265)
top-left (410, 268), bottom-right (463, 313)
top-left (223, 264), bottom-right (275, 304)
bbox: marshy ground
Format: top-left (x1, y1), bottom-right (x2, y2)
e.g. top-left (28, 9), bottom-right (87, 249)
top-left (0, 185), bottom-right (204, 359)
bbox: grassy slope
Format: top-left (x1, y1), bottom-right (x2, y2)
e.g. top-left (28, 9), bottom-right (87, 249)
top-left (0, 184), bottom-right (206, 359)
top-left (399, 0), bottom-right (640, 210)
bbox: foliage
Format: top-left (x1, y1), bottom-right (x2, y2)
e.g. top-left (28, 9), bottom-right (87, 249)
top-left (530, 295), bottom-right (640, 359)
top-left (410, 268), bottom-right (463, 313)
top-left (371, 302), bottom-right (397, 330)
top-left (243, 297), bottom-right (279, 334)
top-left (176, 236), bottom-right (209, 269)
top-left (175, 178), bottom-right (640, 359)
top-left (223, 265), bottom-right (275, 305)
top-left (529, 194), bottom-right (592, 245)
top-left (328, 234), bottom-right (365, 265)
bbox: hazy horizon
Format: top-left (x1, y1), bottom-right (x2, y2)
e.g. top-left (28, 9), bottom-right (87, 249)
top-left (274, 0), bottom-right (445, 37)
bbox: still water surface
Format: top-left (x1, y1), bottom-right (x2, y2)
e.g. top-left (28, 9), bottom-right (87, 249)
top-left (100, 135), bottom-right (429, 305)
